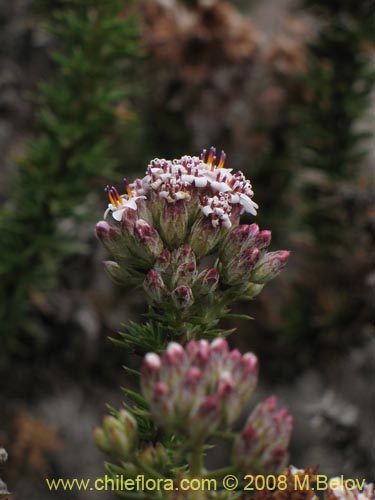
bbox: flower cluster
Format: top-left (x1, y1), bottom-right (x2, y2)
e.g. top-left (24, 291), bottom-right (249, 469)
top-left (96, 149), bottom-right (290, 336)
top-left (94, 409), bottom-right (138, 460)
top-left (140, 338), bottom-right (293, 471)
top-left (326, 482), bottom-right (375, 500)
top-left (105, 147), bottom-right (258, 230)
top-left (233, 396), bottom-right (293, 473)
top-left (95, 338), bottom-right (292, 473)
top-left (141, 338), bottom-right (258, 441)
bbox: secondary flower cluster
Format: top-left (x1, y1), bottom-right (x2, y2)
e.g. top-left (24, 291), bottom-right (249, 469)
top-left (96, 149), bottom-right (290, 331)
top-left (233, 396), bottom-right (293, 473)
top-left (95, 338), bottom-right (293, 475)
top-left (141, 338), bottom-right (293, 465)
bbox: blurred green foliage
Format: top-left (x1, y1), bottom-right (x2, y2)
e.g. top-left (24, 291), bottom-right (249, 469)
top-left (278, 0), bottom-right (375, 352)
top-left (0, 0), bottom-right (141, 356)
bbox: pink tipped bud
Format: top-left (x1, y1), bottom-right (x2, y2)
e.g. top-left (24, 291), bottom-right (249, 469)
top-left (194, 268), bottom-right (220, 296)
top-left (198, 395), bottom-right (219, 415)
top-left (165, 342), bottom-right (185, 365)
top-left (121, 206), bottom-right (138, 233)
top-left (211, 337), bottom-right (229, 353)
top-left (233, 396), bottom-right (293, 473)
top-left (134, 219), bottom-right (163, 259)
top-left (242, 352), bottom-right (259, 374)
top-left (184, 367), bottom-right (202, 385)
top-left (217, 373), bottom-right (235, 397)
top-left (144, 269), bottom-right (166, 303)
top-left (173, 244), bottom-right (195, 265)
top-left (221, 247), bottom-right (260, 285)
top-left (96, 220), bottom-right (120, 242)
top-left (96, 220), bottom-right (111, 238)
top-left (220, 223), bottom-right (260, 262)
top-left (156, 248), bottom-right (171, 272)
top-left (250, 250), bottom-right (290, 284)
top-left (143, 352), bottom-right (162, 373)
top-left (154, 381), bottom-right (169, 397)
top-left (171, 285), bottom-right (194, 309)
top-left (255, 230), bottom-right (272, 251)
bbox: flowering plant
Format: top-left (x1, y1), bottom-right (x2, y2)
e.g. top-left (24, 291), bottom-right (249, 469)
top-left (93, 148), bottom-right (291, 493)
top-left (96, 147), bottom-right (289, 350)
top-left (93, 148), bottom-right (374, 499)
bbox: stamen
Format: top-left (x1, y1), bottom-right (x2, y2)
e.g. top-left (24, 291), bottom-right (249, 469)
top-left (207, 147), bottom-right (216, 167)
top-left (218, 151), bottom-right (226, 168)
top-left (105, 186), bottom-right (116, 206)
top-left (124, 179), bottom-right (132, 199)
top-left (200, 149), bottom-right (207, 162)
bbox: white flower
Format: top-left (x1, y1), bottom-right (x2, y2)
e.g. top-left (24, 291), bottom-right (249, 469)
top-left (104, 185), bottom-right (145, 221)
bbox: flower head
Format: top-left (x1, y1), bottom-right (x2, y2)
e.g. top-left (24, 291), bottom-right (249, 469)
top-left (233, 396), bottom-right (293, 473)
top-left (104, 147), bottom-right (257, 230)
top-left (141, 338), bottom-right (258, 441)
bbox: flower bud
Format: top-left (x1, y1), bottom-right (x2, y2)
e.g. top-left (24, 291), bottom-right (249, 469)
top-left (233, 396), bottom-right (293, 473)
top-left (188, 215), bottom-right (224, 259)
top-left (141, 338), bottom-right (259, 442)
top-left (144, 269), bottom-right (167, 304)
top-left (220, 223), bottom-right (260, 263)
top-left (221, 247), bottom-right (261, 286)
top-left (96, 220), bottom-right (132, 261)
top-left (103, 261), bottom-right (143, 286)
top-left (255, 230), bottom-right (272, 252)
top-left (193, 268), bottom-right (220, 296)
top-left (133, 219), bottom-right (163, 262)
top-left (94, 409), bottom-right (138, 460)
top-left (159, 201), bottom-right (188, 249)
top-left (250, 250), bottom-right (290, 284)
top-left (171, 285), bottom-right (194, 309)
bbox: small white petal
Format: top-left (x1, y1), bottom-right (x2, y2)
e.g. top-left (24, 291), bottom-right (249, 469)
top-left (125, 199), bottom-right (138, 210)
top-left (113, 208), bottom-right (125, 221)
top-left (181, 174), bottom-right (195, 183)
top-left (230, 193), bottom-right (240, 204)
top-left (201, 205), bottom-right (213, 216)
top-left (211, 181), bottom-right (231, 193)
top-left (194, 177), bottom-right (208, 188)
top-left (239, 193), bottom-right (258, 215)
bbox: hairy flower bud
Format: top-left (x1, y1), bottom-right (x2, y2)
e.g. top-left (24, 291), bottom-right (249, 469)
top-left (188, 216), bottom-right (224, 259)
top-left (250, 250), bottom-right (290, 284)
top-left (193, 268), bottom-right (220, 296)
top-left (220, 223), bottom-right (260, 263)
top-left (144, 269), bottom-right (167, 304)
top-left (221, 247), bottom-right (261, 286)
top-left (171, 285), bottom-right (194, 309)
top-left (96, 220), bottom-right (132, 261)
top-left (133, 219), bottom-right (163, 262)
top-left (233, 396), bottom-right (293, 473)
top-left (94, 409), bottom-right (138, 460)
top-left (103, 261), bottom-right (142, 286)
top-left (159, 201), bottom-right (188, 249)
top-left (141, 338), bottom-right (258, 442)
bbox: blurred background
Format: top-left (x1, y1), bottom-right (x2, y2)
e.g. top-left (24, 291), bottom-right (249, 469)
top-left (0, 0), bottom-right (374, 498)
